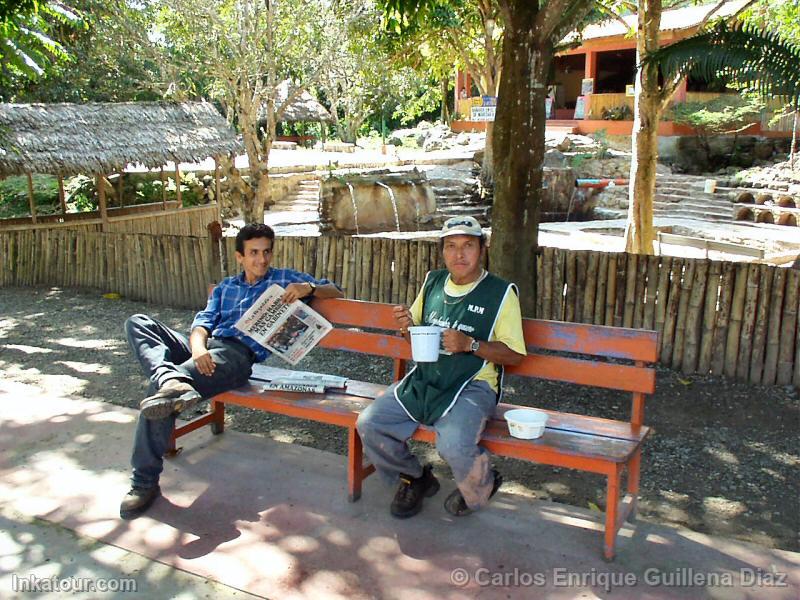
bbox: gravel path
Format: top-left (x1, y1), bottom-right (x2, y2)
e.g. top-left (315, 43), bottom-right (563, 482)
top-left (1, 286), bottom-right (797, 552)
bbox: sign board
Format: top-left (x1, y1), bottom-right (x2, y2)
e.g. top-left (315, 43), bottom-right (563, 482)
top-left (581, 78), bottom-right (594, 95)
top-left (626, 84), bottom-right (636, 97)
top-left (481, 95), bottom-right (498, 107)
top-left (574, 96), bottom-right (586, 120)
top-left (470, 106), bottom-right (496, 121)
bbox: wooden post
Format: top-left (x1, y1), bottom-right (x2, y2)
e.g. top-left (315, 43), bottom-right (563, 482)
top-left (26, 173), bottom-right (37, 224)
top-left (214, 156), bottom-right (222, 223)
top-left (96, 173), bottom-right (108, 231)
top-left (117, 171), bottom-right (124, 207)
top-left (175, 165), bottom-right (182, 206)
top-left (160, 167), bottom-right (167, 209)
top-left (58, 175), bottom-right (67, 214)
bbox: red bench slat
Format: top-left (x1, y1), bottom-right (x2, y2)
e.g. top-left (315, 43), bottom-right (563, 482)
top-left (507, 353), bottom-right (656, 394)
top-left (523, 320), bottom-right (659, 363)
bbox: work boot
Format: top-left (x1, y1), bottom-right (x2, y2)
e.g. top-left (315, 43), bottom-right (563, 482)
top-left (119, 486), bottom-right (161, 520)
top-left (444, 468), bottom-right (503, 517)
top-left (390, 464), bottom-right (440, 519)
top-left (140, 379), bottom-right (201, 420)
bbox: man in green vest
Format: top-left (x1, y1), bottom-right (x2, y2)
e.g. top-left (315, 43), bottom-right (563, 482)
top-left (356, 216), bottom-right (526, 518)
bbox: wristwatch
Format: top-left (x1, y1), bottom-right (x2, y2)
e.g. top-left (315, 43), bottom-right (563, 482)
top-left (307, 282), bottom-right (317, 297)
top-left (468, 337), bottom-right (480, 353)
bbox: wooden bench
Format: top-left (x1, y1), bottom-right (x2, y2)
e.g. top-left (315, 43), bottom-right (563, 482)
top-left (170, 298), bottom-right (658, 561)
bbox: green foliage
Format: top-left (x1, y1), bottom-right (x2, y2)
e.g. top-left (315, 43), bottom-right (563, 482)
top-left (601, 104), bottom-right (633, 121)
top-left (645, 22), bottom-right (800, 106)
top-left (668, 95), bottom-right (763, 135)
top-left (13, 0), bottom-right (172, 102)
top-left (0, 174), bottom-right (58, 217)
top-left (64, 174), bottom-right (95, 211)
top-left (592, 129), bottom-right (610, 159)
top-left (0, 0), bottom-right (85, 94)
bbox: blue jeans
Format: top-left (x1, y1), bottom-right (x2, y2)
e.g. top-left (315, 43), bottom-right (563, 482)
top-left (356, 380), bottom-right (498, 509)
top-left (125, 314), bottom-right (255, 489)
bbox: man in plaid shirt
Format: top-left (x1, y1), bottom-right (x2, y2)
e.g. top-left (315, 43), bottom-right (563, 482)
top-left (120, 223), bottom-right (342, 519)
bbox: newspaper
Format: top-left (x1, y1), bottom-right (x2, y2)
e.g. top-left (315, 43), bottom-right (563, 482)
top-left (235, 284), bottom-right (332, 365)
top-left (251, 365), bottom-right (348, 395)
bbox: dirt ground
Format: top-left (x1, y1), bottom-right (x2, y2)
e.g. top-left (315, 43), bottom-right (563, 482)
top-left (1, 286), bottom-right (797, 552)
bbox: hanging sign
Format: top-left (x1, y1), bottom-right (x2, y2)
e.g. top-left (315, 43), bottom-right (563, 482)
top-left (574, 96), bottom-right (586, 120)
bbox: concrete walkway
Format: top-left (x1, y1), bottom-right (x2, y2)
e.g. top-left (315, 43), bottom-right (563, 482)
top-left (1, 381), bottom-right (797, 599)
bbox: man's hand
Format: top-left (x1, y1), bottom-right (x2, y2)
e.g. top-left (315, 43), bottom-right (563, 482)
top-left (392, 305), bottom-right (414, 332)
top-left (192, 348), bottom-right (216, 376)
top-left (442, 328), bottom-right (472, 354)
top-left (282, 282), bottom-right (313, 303)
top-left (189, 327), bottom-right (215, 376)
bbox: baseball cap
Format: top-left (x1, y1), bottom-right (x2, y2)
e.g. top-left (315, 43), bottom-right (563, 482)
top-left (440, 216), bottom-right (483, 238)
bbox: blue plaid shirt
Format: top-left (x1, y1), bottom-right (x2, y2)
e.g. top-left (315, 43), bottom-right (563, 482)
top-left (192, 268), bottom-right (335, 362)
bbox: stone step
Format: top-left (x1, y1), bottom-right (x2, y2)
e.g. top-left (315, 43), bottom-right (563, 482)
top-left (437, 206), bottom-right (488, 216)
top-left (654, 194), bottom-right (732, 207)
top-left (654, 209), bottom-right (732, 222)
top-left (654, 202), bottom-right (731, 216)
top-left (654, 195), bottom-right (732, 208)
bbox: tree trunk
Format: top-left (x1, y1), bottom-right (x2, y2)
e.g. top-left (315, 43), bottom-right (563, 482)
top-left (441, 77), bottom-right (451, 124)
top-left (624, 0), bottom-right (662, 255)
top-left (791, 101), bottom-right (798, 168)
top-left (481, 121), bottom-right (495, 187)
top-left (490, 1), bottom-right (549, 317)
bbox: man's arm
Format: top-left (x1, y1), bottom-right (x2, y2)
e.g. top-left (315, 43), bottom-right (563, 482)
top-left (189, 326), bottom-right (215, 376)
top-left (441, 331), bottom-right (525, 366)
top-left (312, 283), bottom-right (344, 299)
top-left (281, 281), bottom-right (343, 303)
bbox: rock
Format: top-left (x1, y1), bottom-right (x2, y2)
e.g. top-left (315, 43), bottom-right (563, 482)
top-left (415, 133), bottom-right (427, 146)
top-left (556, 136), bottom-right (572, 152)
top-left (733, 152), bottom-right (754, 167)
top-left (388, 135), bottom-right (402, 146)
top-left (455, 132), bottom-right (470, 145)
top-left (753, 139), bottom-right (775, 161)
top-left (543, 149), bottom-right (566, 168)
top-left (416, 120), bottom-right (433, 130)
top-left (423, 137), bottom-right (447, 152)
top-left (473, 149), bottom-right (485, 165)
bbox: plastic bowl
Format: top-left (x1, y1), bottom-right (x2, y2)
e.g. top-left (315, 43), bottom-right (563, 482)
top-left (504, 409), bottom-right (549, 439)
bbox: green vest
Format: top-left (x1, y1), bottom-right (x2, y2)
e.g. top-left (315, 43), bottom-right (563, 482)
top-left (394, 269), bottom-right (516, 425)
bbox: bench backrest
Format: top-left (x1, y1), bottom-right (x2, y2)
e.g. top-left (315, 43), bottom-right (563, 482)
top-left (311, 298), bottom-right (658, 426)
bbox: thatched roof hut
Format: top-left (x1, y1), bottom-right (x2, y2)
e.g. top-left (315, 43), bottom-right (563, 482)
top-left (268, 80), bottom-right (332, 123)
top-left (0, 101), bottom-right (243, 177)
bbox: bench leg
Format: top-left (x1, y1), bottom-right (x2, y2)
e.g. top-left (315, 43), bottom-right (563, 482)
top-left (603, 465), bottom-right (622, 562)
top-left (210, 399), bottom-right (225, 435)
top-left (347, 427), bottom-right (364, 502)
top-left (626, 449), bottom-right (641, 520)
top-left (166, 429), bottom-right (180, 457)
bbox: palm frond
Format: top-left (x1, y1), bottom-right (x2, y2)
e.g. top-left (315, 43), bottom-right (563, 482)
top-left (644, 22), bottom-right (800, 104)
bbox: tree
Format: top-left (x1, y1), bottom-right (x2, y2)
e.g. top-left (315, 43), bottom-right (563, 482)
top-left (623, 0), bottom-right (769, 254)
top-left (668, 95), bottom-right (764, 167)
top-left (646, 21), bottom-right (800, 167)
top-left (383, 0), bottom-right (597, 316)
top-left (12, 0), bottom-right (170, 102)
top-left (382, 0), bottom-right (503, 185)
top-left (0, 0), bottom-right (84, 94)
top-left (159, 0), bottom-right (332, 223)
top-left (319, 2), bottom-right (436, 144)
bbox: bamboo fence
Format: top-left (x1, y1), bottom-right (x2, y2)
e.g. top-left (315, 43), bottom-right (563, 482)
top-left (0, 203), bottom-right (216, 237)
top-left (1, 229), bottom-right (797, 386)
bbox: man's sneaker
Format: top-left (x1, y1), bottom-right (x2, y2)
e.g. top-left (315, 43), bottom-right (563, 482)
top-left (444, 468), bottom-right (503, 517)
top-left (120, 486), bottom-right (161, 520)
top-left (390, 464), bottom-right (440, 519)
top-left (140, 379), bottom-right (201, 420)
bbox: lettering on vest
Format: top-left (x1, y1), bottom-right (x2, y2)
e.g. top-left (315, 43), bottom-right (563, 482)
top-left (467, 304), bottom-right (485, 315)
